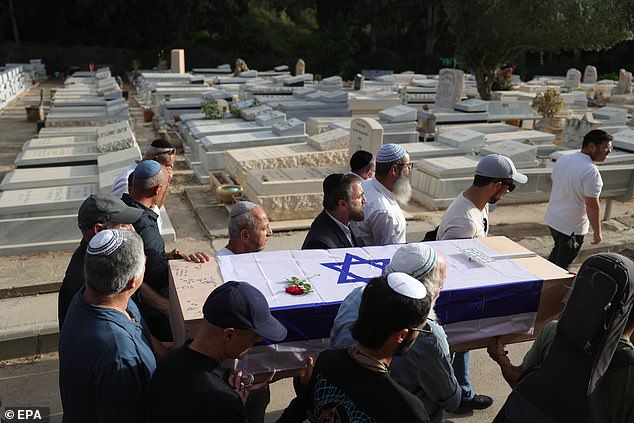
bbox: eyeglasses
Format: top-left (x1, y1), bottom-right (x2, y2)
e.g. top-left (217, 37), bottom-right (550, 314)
top-left (483, 217), bottom-right (488, 233)
top-left (409, 322), bottom-right (433, 337)
top-left (398, 163), bottom-right (414, 170)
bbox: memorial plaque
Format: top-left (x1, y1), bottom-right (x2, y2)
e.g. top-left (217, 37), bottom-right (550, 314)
top-left (23, 136), bottom-right (95, 150)
top-left (97, 130), bottom-right (136, 153)
top-left (97, 146), bottom-right (142, 173)
top-left (565, 68), bottom-right (581, 89)
top-left (16, 145), bottom-right (99, 167)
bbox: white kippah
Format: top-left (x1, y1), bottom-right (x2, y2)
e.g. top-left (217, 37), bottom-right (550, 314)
top-left (376, 143), bottom-right (406, 163)
top-left (387, 243), bottom-right (437, 280)
top-left (387, 272), bottom-right (428, 299)
top-left (87, 229), bottom-right (124, 256)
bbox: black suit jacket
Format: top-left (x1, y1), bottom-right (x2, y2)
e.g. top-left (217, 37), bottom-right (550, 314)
top-left (302, 210), bottom-right (358, 250)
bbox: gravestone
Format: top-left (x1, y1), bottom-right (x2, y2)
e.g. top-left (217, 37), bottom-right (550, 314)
top-left (97, 146), bottom-right (142, 174)
top-left (271, 119), bottom-right (305, 137)
top-left (97, 130), bottom-right (136, 153)
top-left (613, 69), bottom-right (633, 95)
top-left (23, 136), bottom-right (95, 150)
top-left (307, 128), bottom-right (350, 151)
top-left (225, 143), bottom-right (348, 185)
top-left (256, 111), bottom-right (286, 126)
top-left (480, 140), bottom-right (538, 168)
top-left (241, 105), bottom-right (273, 121)
top-left (379, 105), bottom-right (417, 123)
top-left (0, 165), bottom-right (98, 190)
top-left (16, 145), bottom-right (99, 167)
top-left (435, 68), bottom-right (464, 110)
top-left (437, 128), bottom-right (486, 152)
top-left (244, 167), bottom-right (344, 221)
top-left (565, 68), bottom-right (581, 89)
top-left (349, 117), bottom-right (383, 157)
top-left (295, 59), bottom-right (306, 76)
top-left (593, 106), bottom-right (628, 123)
top-left (583, 65), bottom-right (597, 84)
top-left (454, 99), bottom-right (489, 113)
top-left (171, 49), bottom-right (185, 74)
top-left (0, 184), bottom-right (98, 218)
top-left (562, 114), bottom-right (600, 148)
top-left (612, 129), bottom-right (634, 153)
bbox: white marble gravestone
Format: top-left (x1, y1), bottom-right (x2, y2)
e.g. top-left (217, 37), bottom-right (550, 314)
top-left (454, 99), bottom-right (489, 113)
top-left (583, 65), bottom-right (598, 84)
top-left (349, 117), bottom-right (384, 157)
top-left (0, 165), bottom-right (98, 190)
top-left (307, 128), bottom-right (350, 151)
top-left (0, 184), bottom-right (98, 218)
top-left (480, 140), bottom-right (538, 168)
top-left (435, 68), bottom-right (464, 110)
top-left (437, 128), bottom-right (486, 152)
top-left (378, 105), bottom-right (417, 123)
top-left (171, 49), bottom-right (185, 74)
top-left (593, 106), bottom-right (628, 123)
top-left (256, 111), bottom-right (286, 126)
top-left (565, 68), bottom-right (581, 89)
top-left (612, 129), bottom-right (634, 153)
top-left (271, 119), bottom-right (305, 136)
top-left (16, 145), bottom-right (99, 167)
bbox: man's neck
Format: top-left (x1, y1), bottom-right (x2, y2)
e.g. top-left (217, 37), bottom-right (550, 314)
top-left (83, 287), bottom-right (133, 320)
top-left (375, 175), bottom-right (395, 192)
top-left (189, 334), bottom-right (225, 363)
top-left (225, 240), bottom-right (250, 255)
top-left (463, 186), bottom-right (489, 211)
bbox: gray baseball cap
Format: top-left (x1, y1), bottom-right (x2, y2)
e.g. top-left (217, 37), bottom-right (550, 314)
top-left (475, 154), bottom-right (528, 184)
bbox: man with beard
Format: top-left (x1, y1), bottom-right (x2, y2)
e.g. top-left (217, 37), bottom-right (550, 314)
top-left (302, 173), bottom-right (366, 249)
top-left (283, 273), bottom-right (431, 422)
top-left (544, 129), bottom-right (613, 270)
top-left (436, 153), bottom-right (527, 415)
top-left (356, 143), bottom-right (412, 246)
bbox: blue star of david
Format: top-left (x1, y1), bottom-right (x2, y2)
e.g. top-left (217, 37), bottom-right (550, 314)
top-left (320, 253), bottom-right (391, 284)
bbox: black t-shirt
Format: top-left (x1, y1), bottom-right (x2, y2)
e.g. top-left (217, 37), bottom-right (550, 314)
top-left (307, 349), bottom-right (430, 423)
top-left (148, 345), bottom-right (246, 423)
top-left (58, 240), bottom-right (87, 331)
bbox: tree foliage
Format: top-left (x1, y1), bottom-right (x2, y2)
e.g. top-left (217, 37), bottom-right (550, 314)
top-left (443, 0), bottom-right (634, 99)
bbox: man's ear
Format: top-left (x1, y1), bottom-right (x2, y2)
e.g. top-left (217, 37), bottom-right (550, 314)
top-left (221, 327), bottom-right (237, 341)
top-left (395, 328), bottom-right (410, 344)
top-left (240, 228), bottom-right (250, 240)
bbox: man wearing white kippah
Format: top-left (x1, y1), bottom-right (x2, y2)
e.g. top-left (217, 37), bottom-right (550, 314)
top-left (355, 143), bottom-right (412, 246)
top-left (59, 229), bottom-right (157, 423)
top-left (330, 243), bottom-right (460, 422)
top-left (279, 272), bottom-right (431, 422)
top-left (436, 153), bottom-right (528, 414)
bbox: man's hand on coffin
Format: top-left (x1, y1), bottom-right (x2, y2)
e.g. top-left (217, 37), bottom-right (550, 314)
top-left (487, 337), bottom-right (509, 363)
top-left (298, 356), bottom-right (315, 386)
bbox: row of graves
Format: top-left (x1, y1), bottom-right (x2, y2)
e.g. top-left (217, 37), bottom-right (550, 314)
top-left (148, 62), bottom-right (634, 228)
top-left (0, 67), bottom-right (176, 256)
top-left (0, 60), bottom-right (45, 112)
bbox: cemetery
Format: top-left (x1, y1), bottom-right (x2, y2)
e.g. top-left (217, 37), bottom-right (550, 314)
top-left (2, 2), bottom-right (634, 420)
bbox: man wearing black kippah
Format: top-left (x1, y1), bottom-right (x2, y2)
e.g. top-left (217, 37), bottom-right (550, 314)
top-left (302, 173), bottom-right (365, 250)
top-left (350, 150), bottom-right (374, 180)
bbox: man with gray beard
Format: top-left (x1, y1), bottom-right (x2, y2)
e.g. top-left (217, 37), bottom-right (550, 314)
top-left (355, 143), bottom-right (411, 246)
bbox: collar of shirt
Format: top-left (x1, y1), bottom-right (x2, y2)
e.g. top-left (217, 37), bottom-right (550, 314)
top-left (122, 193), bottom-right (159, 220)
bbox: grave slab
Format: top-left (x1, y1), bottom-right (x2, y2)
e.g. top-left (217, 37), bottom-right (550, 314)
top-left (0, 165), bottom-right (98, 191)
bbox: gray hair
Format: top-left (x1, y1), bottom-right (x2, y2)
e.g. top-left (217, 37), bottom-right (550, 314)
top-left (84, 230), bottom-right (145, 296)
top-left (228, 201), bottom-right (258, 239)
top-left (133, 167), bottom-right (167, 195)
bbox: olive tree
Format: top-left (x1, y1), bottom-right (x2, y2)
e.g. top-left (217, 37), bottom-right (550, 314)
top-left (443, 0), bottom-right (634, 99)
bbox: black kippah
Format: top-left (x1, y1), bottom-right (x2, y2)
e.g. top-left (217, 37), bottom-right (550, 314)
top-left (350, 150), bottom-right (373, 171)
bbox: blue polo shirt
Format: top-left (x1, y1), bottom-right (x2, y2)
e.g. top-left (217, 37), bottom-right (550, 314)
top-left (59, 288), bottom-right (157, 423)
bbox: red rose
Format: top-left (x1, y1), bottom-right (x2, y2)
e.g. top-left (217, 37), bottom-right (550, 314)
top-left (286, 285), bottom-right (304, 295)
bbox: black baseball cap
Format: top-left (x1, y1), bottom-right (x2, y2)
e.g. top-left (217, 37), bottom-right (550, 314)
top-left (202, 281), bottom-right (287, 342)
top-left (78, 194), bottom-right (143, 229)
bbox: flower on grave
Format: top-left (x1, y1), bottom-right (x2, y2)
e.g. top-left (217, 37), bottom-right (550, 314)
top-left (492, 65), bottom-right (517, 91)
top-left (201, 98), bottom-right (225, 120)
top-left (285, 275), bottom-right (318, 295)
top-left (532, 89), bottom-right (563, 118)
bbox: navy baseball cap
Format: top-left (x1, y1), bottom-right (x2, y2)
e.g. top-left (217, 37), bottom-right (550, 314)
top-left (202, 281), bottom-right (287, 342)
top-left (78, 194), bottom-right (142, 229)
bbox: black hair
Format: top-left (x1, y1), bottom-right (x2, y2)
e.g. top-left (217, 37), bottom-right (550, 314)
top-left (351, 275), bottom-right (431, 349)
top-left (150, 138), bottom-right (174, 149)
top-left (582, 129), bottom-right (612, 148)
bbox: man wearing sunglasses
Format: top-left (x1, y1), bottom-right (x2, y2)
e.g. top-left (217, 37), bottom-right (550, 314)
top-left (436, 153), bottom-right (527, 415)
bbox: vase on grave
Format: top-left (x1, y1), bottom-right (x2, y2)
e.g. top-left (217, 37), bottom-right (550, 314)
top-left (535, 116), bottom-right (566, 145)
